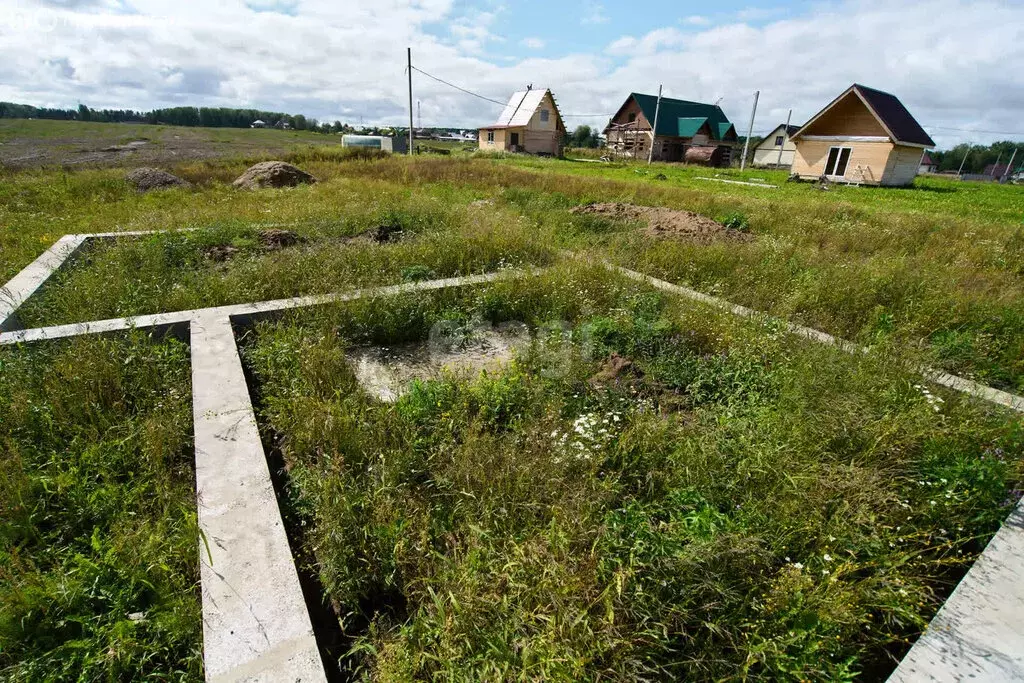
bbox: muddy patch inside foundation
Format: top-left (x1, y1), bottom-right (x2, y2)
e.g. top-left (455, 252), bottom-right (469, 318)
top-left (348, 324), bottom-right (530, 402)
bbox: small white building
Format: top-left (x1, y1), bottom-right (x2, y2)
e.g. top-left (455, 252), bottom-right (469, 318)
top-left (918, 151), bottom-right (938, 174)
top-left (250, 120), bottom-right (266, 128)
top-left (752, 123), bottom-right (800, 168)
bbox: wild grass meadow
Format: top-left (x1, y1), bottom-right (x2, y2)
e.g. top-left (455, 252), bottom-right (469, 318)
top-left (1, 123), bottom-right (1022, 680)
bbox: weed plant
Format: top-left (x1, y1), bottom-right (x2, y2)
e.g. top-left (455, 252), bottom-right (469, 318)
top-left (243, 263), bottom-right (1022, 681)
top-left (0, 334), bottom-right (201, 681)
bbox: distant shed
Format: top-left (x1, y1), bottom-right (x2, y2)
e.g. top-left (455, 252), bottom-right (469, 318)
top-left (341, 134), bottom-right (408, 154)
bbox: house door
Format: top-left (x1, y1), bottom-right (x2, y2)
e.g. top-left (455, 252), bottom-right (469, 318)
top-left (824, 146), bottom-right (852, 178)
top-left (510, 132), bottom-right (520, 148)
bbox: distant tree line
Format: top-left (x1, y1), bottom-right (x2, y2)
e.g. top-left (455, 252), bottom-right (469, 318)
top-left (566, 125), bottom-right (602, 148)
top-left (0, 101), bottom-right (335, 132)
top-left (931, 141), bottom-right (1022, 175)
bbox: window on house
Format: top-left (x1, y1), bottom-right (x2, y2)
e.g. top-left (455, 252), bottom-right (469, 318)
top-left (824, 146), bottom-right (852, 177)
top-left (540, 109), bottom-right (549, 122)
top-left (628, 112), bottom-right (637, 123)
top-left (487, 130), bottom-right (494, 143)
top-left (774, 135), bottom-right (784, 146)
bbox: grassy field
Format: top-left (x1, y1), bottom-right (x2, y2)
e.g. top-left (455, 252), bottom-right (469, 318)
top-left (0, 118), bottom-right (337, 169)
top-left (242, 263), bottom-right (1021, 680)
top-left (1, 119), bottom-right (1022, 680)
top-left (0, 334), bottom-right (201, 681)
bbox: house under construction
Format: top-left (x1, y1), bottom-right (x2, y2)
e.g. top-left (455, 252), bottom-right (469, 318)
top-left (603, 92), bottom-right (738, 165)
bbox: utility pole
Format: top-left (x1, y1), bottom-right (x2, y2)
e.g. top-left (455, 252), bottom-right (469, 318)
top-left (740, 90), bottom-right (759, 171)
top-left (956, 145), bottom-right (970, 177)
top-left (407, 47), bottom-right (414, 156)
top-left (990, 151), bottom-right (1002, 176)
top-left (1002, 147), bottom-right (1018, 181)
top-left (776, 108), bottom-right (792, 168)
top-left (417, 100), bottom-right (421, 131)
top-left (647, 85), bottom-right (663, 165)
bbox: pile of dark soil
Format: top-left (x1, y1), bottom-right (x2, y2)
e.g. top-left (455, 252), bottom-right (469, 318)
top-left (125, 167), bottom-right (190, 192)
top-left (571, 202), bottom-right (753, 244)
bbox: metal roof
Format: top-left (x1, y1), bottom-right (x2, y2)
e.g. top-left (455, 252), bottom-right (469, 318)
top-left (676, 117), bottom-right (709, 137)
top-left (490, 89), bottom-right (549, 128)
top-left (611, 93), bottom-right (736, 141)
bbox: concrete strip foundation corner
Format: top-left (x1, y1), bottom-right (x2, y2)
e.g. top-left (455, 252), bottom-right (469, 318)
top-left (190, 314), bottom-right (325, 682)
top-left (0, 234), bottom-right (87, 332)
top-left (889, 500), bottom-right (1024, 681)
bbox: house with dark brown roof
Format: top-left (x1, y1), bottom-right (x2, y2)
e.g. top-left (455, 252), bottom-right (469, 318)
top-left (918, 151), bottom-right (938, 174)
top-left (790, 84), bottom-right (935, 186)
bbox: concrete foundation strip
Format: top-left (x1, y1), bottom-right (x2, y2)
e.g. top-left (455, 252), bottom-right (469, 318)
top-left (190, 313), bottom-right (325, 682)
top-left (3, 230), bottom-right (1024, 681)
top-left (608, 263), bottom-right (1024, 413)
top-left (694, 176), bottom-right (778, 188)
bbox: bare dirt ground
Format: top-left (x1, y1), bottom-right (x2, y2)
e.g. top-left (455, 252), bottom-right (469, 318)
top-left (0, 119), bottom-right (337, 169)
top-left (572, 202), bottom-right (753, 244)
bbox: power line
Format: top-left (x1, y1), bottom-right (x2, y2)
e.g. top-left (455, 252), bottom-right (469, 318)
top-left (410, 64), bottom-right (613, 120)
top-left (410, 66), bottom-right (507, 107)
top-left (925, 125), bottom-right (1024, 136)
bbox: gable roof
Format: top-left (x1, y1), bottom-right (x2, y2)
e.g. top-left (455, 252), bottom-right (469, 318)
top-left (676, 117), bottom-right (709, 137)
top-left (485, 88), bottom-right (562, 129)
top-left (608, 93), bottom-right (736, 142)
top-left (920, 151), bottom-right (935, 165)
top-left (792, 84), bottom-right (935, 147)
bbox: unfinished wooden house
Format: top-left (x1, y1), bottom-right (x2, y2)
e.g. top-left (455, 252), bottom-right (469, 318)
top-left (478, 88), bottom-right (565, 156)
top-left (603, 92), bottom-right (738, 165)
top-left (790, 84), bottom-right (935, 186)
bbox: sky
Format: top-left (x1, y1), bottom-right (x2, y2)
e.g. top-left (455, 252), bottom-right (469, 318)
top-left (2, 0), bottom-right (1023, 149)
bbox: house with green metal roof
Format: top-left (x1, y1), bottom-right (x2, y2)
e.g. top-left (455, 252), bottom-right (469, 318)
top-left (603, 92), bottom-right (739, 165)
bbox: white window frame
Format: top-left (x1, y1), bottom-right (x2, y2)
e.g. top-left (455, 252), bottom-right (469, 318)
top-left (824, 145), bottom-right (852, 178)
top-left (487, 130), bottom-right (494, 144)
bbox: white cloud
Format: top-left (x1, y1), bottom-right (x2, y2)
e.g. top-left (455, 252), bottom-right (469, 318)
top-left (682, 15), bottom-right (711, 26)
top-left (581, 1), bottom-right (608, 25)
top-left (521, 37), bottom-right (545, 49)
top-left (0, 0), bottom-right (1021, 147)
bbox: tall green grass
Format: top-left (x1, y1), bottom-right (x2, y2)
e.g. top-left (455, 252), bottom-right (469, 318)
top-left (16, 188), bottom-right (554, 327)
top-left (243, 264), bottom-right (1022, 680)
top-left (0, 334), bottom-right (201, 681)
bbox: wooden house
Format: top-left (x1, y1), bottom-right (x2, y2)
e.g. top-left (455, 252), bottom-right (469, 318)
top-left (790, 84), bottom-right (935, 186)
top-left (752, 123), bottom-right (801, 168)
top-left (479, 88), bottom-right (565, 156)
top-left (918, 151), bottom-right (938, 174)
top-left (603, 92), bottom-right (738, 165)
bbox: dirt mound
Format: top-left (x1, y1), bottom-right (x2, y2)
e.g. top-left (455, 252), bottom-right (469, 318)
top-left (232, 161), bottom-right (317, 189)
top-left (368, 223), bottom-right (402, 243)
top-left (258, 228), bottom-right (301, 249)
top-left (206, 245), bottom-right (239, 262)
top-left (125, 167), bottom-right (190, 192)
top-left (571, 202), bottom-right (752, 244)
top-left (589, 353), bottom-right (643, 388)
